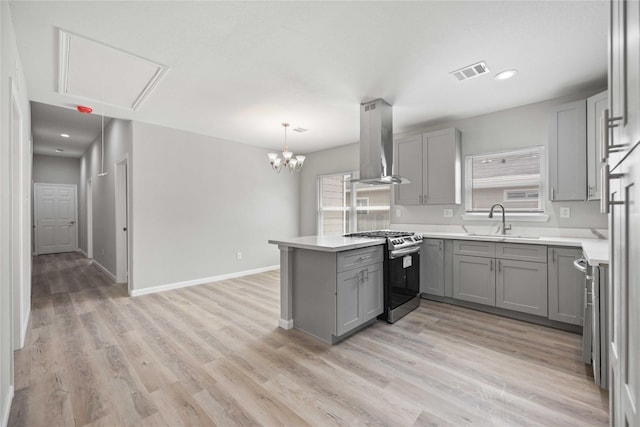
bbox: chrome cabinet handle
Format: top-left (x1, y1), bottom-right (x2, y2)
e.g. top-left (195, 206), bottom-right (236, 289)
top-left (600, 164), bottom-right (624, 214)
top-left (490, 259), bottom-right (494, 271)
top-left (498, 260), bottom-right (502, 272)
top-left (601, 109), bottom-right (626, 161)
top-left (551, 186), bottom-right (555, 200)
top-left (439, 241), bottom-right (443, 251)
top-left (69, 221), bottom-right (76, 225)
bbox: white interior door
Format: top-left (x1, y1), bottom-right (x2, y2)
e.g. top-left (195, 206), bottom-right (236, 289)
top-left (34, 184), bottom-right (78, 255)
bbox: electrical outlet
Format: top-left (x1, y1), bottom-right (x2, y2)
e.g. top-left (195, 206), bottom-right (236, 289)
top-left (236, 251), bottom-right (242, 260)
top-left (560, 207), bottom-right (571, 218)
top-left (396, 208), bottom-right (402, 217)
top-left (443, 208), bottom-right (453, 218)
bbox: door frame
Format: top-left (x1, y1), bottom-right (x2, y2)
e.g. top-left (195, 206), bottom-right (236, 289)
top-left (33, 183), bottom-right (79, 256)
top-left (10, 77), bottom-right (27, 349)
top-left (86, 177), bottom-right (93, 259)
top-left (114, 154), bottom-right (130, 288)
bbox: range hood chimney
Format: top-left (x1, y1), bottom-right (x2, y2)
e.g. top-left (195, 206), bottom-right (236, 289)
top-left (352, 99), bottom-right (408, 185)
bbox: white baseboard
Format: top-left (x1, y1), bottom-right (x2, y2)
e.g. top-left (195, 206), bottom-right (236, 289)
top-left (1, 385), bottom-right (14, 427)
top-left (129, 265), bottom-right (279, 297)
top-left (92, 260), bottom-right (117, 282)
top-left (77, 248), bottom-right (88, 258)
top-left (278, 318), bottom-right (294, 329)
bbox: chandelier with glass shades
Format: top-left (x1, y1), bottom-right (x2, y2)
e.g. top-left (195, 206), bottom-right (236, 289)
top-left (268, 122), bottom-right (305, 173)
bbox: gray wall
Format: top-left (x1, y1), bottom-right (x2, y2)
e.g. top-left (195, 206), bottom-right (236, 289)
top-left (79, 119), bottom-right (133, 277)
top-left (0, 1), bottom-right (32, 421)
top-left (130, 122), bottom-right (299, 291)
top-left (299, 91), bottom-right (608, 235)
top-left (32, 154), bottom-right (80, 187)
top-left (391, 89), bottom-right (608, 229)
top-left (299, 143), bottom-right (359, 236)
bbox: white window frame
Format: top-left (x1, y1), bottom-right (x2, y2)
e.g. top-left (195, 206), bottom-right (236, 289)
top-left (462, 146), bottom-right (549, 222)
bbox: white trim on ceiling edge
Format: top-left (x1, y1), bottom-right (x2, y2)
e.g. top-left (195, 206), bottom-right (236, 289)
top-left (92, 259), bottom-right (117, 283)
top-left (129, 265), bottom-right (280, 297)
top-left (1, 385), bottom-right (14, 427)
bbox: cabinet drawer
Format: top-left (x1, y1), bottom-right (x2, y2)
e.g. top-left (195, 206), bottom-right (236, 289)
top-left (496, 243), bottom-right (547, 263)
top-left (337, 246), bottom-right (383, 272)
top-left (453, 240), bottom-right (496, 258)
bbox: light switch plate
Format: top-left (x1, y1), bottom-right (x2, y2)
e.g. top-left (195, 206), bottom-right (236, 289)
top-left (396, 208), bottom-right (402, 217)
top-left (443, 208), bottom-right (453, 218)
top-left (560, 207), bottom-right (571, 218)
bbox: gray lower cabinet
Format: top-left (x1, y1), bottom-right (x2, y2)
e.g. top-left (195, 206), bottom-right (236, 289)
top-left (292, 245), bottom-right (383, 344)
top-left (548, 247), bottom-right (584, 325)
top-left (421, 239), bottom-right (444, 296)
top-left (452, 241), bottom-right (548, 315)
top-left (336, 262), bottom-right (383, 336)
top-left (453, 254), bottom-right (496, 306)
top-left (496, 259), bottom-right (548, 316)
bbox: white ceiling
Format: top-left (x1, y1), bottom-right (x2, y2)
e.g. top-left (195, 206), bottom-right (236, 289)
top-left (10, 1), bottom-right (608, 157)
top-left (31, 101), bottom-right (111, 157)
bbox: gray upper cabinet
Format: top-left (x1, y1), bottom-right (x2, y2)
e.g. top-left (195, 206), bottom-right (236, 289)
top-left (549, 100), bottom-right (587, 201)
top-left (395, 128), bottom-right (461, 205)
top-left (496, 258), bottom-right (548, 316)
top-left (395, 135), bottom-right (422, 205)
top-left (586, 90), bottom-right (608, 200)
top-left (421, 239), bottom-right (444, 296)
top-left (548, 247), bottom-right (584, 325)
top-left (424, 129), bottom-right (461, 204)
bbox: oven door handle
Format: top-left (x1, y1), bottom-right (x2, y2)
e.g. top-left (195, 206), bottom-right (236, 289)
top-left (572, 258), bottom-right (588, 273)
top-left (389, 246), bottom-right (421, 259)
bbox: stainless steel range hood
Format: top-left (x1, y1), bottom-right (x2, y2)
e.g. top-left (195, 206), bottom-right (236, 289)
top-left (352, 99), bottom-right (409, 185)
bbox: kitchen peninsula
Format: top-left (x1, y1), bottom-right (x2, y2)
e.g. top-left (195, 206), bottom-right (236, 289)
top-left (268, 235), bottom-right (386, 344)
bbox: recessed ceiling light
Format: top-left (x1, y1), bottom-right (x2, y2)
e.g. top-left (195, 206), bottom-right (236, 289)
top-left (61, 133), bottom-right (70, 138)
top-left (495, 69), bottom-right (518, 81)
top-left (55, 148), bottom-right (64, 153)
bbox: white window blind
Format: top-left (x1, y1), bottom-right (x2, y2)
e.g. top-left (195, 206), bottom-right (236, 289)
top-left (465, 146), bottom-right (545, 213)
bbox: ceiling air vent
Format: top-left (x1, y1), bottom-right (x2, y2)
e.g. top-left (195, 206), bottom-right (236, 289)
top-left (450, 61), bottom-right (490, 81)
top-left (293, 127), bottom-right (307, 133)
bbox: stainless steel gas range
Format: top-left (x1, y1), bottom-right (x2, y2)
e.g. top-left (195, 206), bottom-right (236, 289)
top-left (345, 231), bottom-right (422, 323)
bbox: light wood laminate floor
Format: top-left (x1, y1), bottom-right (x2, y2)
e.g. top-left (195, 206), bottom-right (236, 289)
top-left (9, 253), bottom-right (608, 426)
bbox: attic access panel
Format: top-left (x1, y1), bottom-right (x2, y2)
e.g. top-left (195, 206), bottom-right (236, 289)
top-left (59, 29), bottom-right (168, 110)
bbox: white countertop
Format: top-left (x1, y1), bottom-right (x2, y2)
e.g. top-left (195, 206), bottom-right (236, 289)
top-left (268, 235), bottom-right (385, 252)
top-left (417, 231), bottom-right (609, 265)
top-left (269, 231), bottom-right (610, 264)
top-left (581, 240), bottom-right (610, 266)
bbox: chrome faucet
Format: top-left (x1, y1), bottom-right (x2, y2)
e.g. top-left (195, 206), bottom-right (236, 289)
top-left (489, 203), bottom-right (512, 235)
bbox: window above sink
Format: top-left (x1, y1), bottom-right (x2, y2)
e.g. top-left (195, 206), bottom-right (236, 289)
top-left (464, 146), bottom-right (546, 215)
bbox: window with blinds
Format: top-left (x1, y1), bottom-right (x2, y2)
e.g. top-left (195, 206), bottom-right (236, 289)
top-left (464, 146), bottom-right (545, 213)
top-left (317, 172), bottom-right (390, 235)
